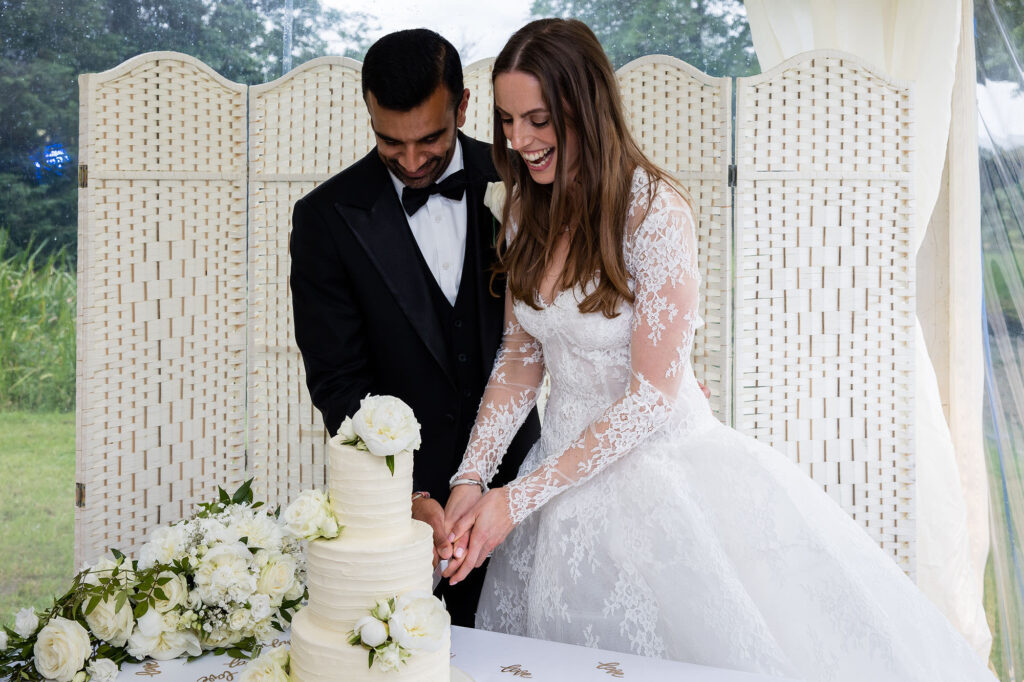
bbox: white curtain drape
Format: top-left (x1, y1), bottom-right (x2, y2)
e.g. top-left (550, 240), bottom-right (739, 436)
top-left (744, 0), bottom-right (991, 658)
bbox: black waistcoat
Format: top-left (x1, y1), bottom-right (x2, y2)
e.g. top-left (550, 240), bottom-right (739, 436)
top-left (413, 216), bottom-right (486, 453)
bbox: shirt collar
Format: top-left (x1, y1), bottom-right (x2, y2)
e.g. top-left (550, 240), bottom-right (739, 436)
top-left (388, 137), bottom-right (465, 199)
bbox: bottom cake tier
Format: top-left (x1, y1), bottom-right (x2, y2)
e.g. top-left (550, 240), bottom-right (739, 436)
top-left (290, 608), bottom-right (453, 681)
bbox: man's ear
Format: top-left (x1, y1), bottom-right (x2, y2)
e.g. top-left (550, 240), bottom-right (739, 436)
top-left (455, 88), bottom-right (470, 128)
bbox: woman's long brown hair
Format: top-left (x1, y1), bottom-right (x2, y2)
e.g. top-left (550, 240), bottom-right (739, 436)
top-left (492, 18), bottom-right (668, 317)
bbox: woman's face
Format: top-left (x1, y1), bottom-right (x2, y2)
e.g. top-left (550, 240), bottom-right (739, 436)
top-left (494, 70), bottom-right (579, 185)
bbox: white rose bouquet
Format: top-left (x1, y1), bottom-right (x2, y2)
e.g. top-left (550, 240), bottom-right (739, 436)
top-left (337, 394), bottom-right (422, 475)
top-left (347, 592), bottom-right (449, 671)
top-left (0, 480), bottom-right (307, 681)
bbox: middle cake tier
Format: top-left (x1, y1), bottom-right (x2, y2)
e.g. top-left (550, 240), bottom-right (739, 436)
top-left (304, 519), bottom-right (435, 628)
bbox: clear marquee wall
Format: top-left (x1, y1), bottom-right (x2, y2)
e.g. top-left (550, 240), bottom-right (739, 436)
top-left (76, 51), bottom-right (915, 574)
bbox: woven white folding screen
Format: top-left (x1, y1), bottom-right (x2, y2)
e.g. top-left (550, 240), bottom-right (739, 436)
top-left (617, 55), bottom-right (732, 421)
top-left (247, 57), bottom-right (374, 514)
top-left (76, 50), bottom-right (915, 571)
top-left (76, 53), bottom-right (248, 565)
top-left (733, 52), bottom-right (916, 572)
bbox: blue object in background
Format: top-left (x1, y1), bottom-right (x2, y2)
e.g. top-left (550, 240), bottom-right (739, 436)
top-left (30, 143), bottom-right (72, 182)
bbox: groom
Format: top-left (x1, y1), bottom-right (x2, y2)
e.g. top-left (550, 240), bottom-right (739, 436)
top-left (289, 29), bottom-right (540, 626)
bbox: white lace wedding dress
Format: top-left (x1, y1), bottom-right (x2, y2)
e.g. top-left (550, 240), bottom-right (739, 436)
top-left (452, 170), bottom-right (994, 681)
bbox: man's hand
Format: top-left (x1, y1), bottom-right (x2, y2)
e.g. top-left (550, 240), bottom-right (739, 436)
top-left (441, 482), bottom-right (483, 579)
top-left (412, 496), bottom-right (451, 568)
top-left (447, 487), bottom-right (515, 586)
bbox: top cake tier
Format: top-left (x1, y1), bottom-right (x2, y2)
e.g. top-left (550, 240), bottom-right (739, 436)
top-left (327, 436), bottom-right (413, 538)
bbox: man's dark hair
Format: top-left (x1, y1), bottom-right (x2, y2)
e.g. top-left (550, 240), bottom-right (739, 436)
top-left (361, 29), bottom-right (464, 111)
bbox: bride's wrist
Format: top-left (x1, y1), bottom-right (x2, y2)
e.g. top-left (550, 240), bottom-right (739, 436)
top-left (449, 473), bottom-right (486, 493)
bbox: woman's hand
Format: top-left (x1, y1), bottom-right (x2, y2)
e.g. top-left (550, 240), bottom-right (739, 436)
top-left (441, 482), bottom-right (484, 579)
top-left (447, 487), bottom-right (516, 586)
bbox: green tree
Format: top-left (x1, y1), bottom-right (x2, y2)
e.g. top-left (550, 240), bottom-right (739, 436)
top-left (0, 0), bottom-right (375, 260)
top-left (531, 0), bottom-right (759, 75)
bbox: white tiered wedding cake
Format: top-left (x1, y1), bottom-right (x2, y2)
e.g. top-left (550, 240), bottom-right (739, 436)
top-left (289, 431), bottom-right (459, 681)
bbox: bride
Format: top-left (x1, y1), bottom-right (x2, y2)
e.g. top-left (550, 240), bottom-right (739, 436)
top-left (440, 17), bottom-right (994, 681)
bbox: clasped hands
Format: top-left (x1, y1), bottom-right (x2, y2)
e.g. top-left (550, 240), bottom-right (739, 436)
top-left (411, 479), bottom-right (515, 586)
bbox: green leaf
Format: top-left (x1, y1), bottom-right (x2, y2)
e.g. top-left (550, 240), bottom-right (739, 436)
top-left (368, 649), bottom-right (375, 669)
top-left (155, 576), bottom-right (173, 586)
top-left (219, 487), bottom-right (232, 505)
top-left (85, 594), bottom-right (101, 615)
top-left (114, 591), bottom-right (127, 614)
top-left (232, 479), bottom-right (254, 505)
top-left (386, 455), bottom-right (395, 476)
top-left (111, 548), bottom-right (125, 562)
top-left (153, 588), bottom-right (168, 601)
top-left (133, 600), bottom-right (149, 619)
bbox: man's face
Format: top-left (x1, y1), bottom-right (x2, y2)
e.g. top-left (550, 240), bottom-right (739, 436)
top-left (366, 85), bottom-right (470, 189)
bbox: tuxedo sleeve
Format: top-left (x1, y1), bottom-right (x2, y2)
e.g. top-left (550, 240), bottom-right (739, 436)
top-left (290, 196), bottom-right (371, 436)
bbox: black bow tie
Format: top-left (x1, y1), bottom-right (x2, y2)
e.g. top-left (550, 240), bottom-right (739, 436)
top-left (400, 170), bottom-right (468, 216)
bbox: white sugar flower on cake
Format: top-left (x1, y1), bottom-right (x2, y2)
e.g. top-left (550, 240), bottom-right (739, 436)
top-left (388, 592), bottom-right (449, 653)
top-left (346, 592), bottom-right (449, 671)
top-left (338, 394), bottom-right (422, 475)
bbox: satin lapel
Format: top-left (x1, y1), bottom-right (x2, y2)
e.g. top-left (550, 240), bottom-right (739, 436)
top-left (336, 184), bottom-right (455, 386)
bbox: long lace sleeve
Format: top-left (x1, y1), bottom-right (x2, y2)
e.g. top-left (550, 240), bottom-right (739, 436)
top-left (504, 178), bottom-right (700, 524)
top-left (452, 291), bottom-right (545, 487)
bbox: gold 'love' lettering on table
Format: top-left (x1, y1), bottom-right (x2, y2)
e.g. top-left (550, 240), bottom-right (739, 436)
top-left (500, 663), bottom-right (533, 677)
top-left (225, 658), bottom-right (247, 669)
top-left (135, 662), bottom-right (161, 677)
top-left (196, 671), bottom-right (235, 682)
top-left (597, 661), bottom-right (625, 677)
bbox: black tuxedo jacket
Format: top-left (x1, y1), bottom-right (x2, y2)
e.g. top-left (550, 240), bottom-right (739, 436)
top-left (289, 133), bottom-right (540, 506)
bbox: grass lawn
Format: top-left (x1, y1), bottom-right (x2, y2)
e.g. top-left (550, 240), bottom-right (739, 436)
top-left (0, 411), bottom-right (75, 624)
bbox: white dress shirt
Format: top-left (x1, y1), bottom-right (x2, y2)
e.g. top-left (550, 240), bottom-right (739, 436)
top-left (388, 140), bottom-right (467, 306)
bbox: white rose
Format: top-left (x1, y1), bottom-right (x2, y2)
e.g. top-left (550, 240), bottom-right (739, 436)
top-left (0, 629), bottom-right (7, 650)
top-left (351, 395), bottom-right (422, 457)
top-left (388, 591), bottom-right (449, 653)
top-left (284, 573), bottom-right (305, 601)
top-left (337, 416), bottom-right (357, 441)
top-left (82, 557), bottom-right (132, 589)
top-left (14, 607), bottom-right (39, 637)
top-left (193, 543), bottom-right (257, 605)
top-left (228, 608), bottom-right (251, 633)
top-left (33, 616), bottom-right (91, 682)
top-left (256, 553), bottom-right (298, 604)
top-left (82, 596), bottom-right (134, 647)
top-left (153, 571), bottom-right (189, 613)
top-left (375, 642), bottom-right (406, 672)
top-left (281, 490), bottom-right (338, 540)
top-left (127, 622), bottom-right (202, 661)
top-left (138, 525), bottom-right (187, 570)
top-left (197, 518), bottom-right (242, 546)
top-left (239, 646), bottom-right (290, 682)
top-left (353, 616), bottom-right (388, 648)
top-left (483, 181), bottom-right (507, 221)
top-left (86, 658), bottom-right (119, 682)
top-left (249, 594), bottom-right (273, 622)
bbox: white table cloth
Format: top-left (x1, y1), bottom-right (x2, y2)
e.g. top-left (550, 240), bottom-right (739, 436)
top-left (116, 626), bottom-right (792, 681)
